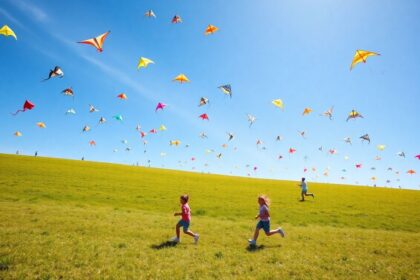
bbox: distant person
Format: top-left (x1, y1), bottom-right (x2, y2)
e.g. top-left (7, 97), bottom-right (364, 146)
top-left (34, 151), bottom-right (38, 157)
top-left (170, 194), bottom-right (199, 244)
top-left (16, 150), bottom-right (19, 155)
top-left (248, 195), bottom-right (285, 246)
top-left (81, 157), bottom-right (84, 161)
top-left (299, 177), bottom-right (315, 201)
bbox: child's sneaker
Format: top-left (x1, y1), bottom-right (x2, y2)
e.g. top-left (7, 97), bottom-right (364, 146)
top-left (170, 236), bottom-right (180, 243)
top-left (248, 239), bottom-right (256, 246)
top-left (194, 234), bottom-right (200, 244)
top-left (277, 228), bottom-right (285, 238)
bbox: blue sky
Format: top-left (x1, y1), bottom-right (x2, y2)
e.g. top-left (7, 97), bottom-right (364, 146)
top-left (0, 0), bottom-right (419, 189)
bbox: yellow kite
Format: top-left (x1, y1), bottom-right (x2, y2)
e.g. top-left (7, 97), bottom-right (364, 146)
top-left (14, 131), bottom-right (22, 137)
top-left (204, 24), bottom-right (218, 35)
top-left (272, 99), bottom-right (284, 110)
top-left (376, 144), bottom-right (386, 151)
top-left (0, 25), bottom-right (17, 40)
top-left (350, 50), bottom-right (380, 70)
top-left (170, 140), bottom-right (181, 146)
top-left (173, 74), bottom-right (190, 83)
top-left (36, 122), bottom-right (46, 128)
top-left (302, 107), bottom-right (312, 116)
top-left (159, 124), bottom-right (167, 131)
top-left (137, 57), bottom-right (154, 70)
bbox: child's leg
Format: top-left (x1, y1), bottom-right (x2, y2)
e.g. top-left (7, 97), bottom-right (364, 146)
top-left (265, 229), bottom-right (280, 236)
top-left (253, 227), bottom-right (260, 241)
top-left (305, 192), bottom-right (314, 198)
top-left (184, 230), bottom-right (196, 237)
top-left (301, 191), bottom-right (305, 201)
top-left (176, 223), bottom-right (181, 239)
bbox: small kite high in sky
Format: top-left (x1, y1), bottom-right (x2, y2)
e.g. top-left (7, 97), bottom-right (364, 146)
top-left (62, 88), bottom-right (74, 97)
top-left (199, 113), bottom-right (209, 120)
top-left (346, 109), bottom-right (363, 121)
top-left (78, 31), bottom-right (110, 52)
top-left (89, 140), bottom-right (96, 146)
top-left (407, 169), bottom-right (416, 175)
top-left (82, 125), bottom-right (90, 132)
top-left (218, 85), bottom-right (232, 98)
top-left (199, 97), bottom-right (209, 106)
top-left (227, 132), bottom-right (234, 141)
top-left (360, 134), bottom-right (371, 144)
top-left (344, 137), bottom-right (352, 145)
top-left (145, 10), bottom-right (156, 18)
top-left (321, 106), bottom-right (333, 120)
top-left (289, 148), bottom-right (296, 154)
top-left (159, 125), bottom-right (167, 131)
top-left (155, 102), bottom-right (167, 112)
top-left (36, 122), bottom-right (46, 128)
top-left (172, 15), bottom-right (182, 23)
top-left (65, 108), bottom-right (76, 115)
top-left (117, 93), bottom-right (128, 100)
top-left (415, 154), bottom-right (420, 160)
top-left (12, 100), bottom-right (35, 115)
top-left (170, 140), bottom-right (181, 146)
top-left (247, 114), bottom-right (256, 127)
top-left (137, 57), bottom-right (154, 70)
top-left (89, 105), bottom-right (99, 113)
top-left (0, 25), bottom-right (17, 40)
top-left (14, 131), bottom-right (22, 137)
top-left (205, 24), bottom-right (218, 35)
top-left (113, 115), bottom-right (123, 121)
top-left (173, 74), bottom-right (190, 83)
top-left (43, 66), bottom-right (64, 81)
top-left (98, 117), bottom-right (106, 125)
top-left (350, 50), bottom-right (380, 70)
top-left (272, 99), bottom-right (284, 110)
top-left (302, 107), bottom-right (312, 116)
top-left (377, 144), bottom-right (386, 151)
top-left (397, 152), bottom-right (406, 158)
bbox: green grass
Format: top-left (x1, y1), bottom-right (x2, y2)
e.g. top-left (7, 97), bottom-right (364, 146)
top-left (0, 154), bottom-right (419, 279)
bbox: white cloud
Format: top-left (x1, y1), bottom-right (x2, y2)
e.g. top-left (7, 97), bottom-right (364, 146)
top-left (9, 0), bottom-right (48, 22)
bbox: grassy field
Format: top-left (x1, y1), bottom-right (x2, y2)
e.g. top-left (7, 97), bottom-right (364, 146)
top-left (0, 154), bottom-right (419, 279)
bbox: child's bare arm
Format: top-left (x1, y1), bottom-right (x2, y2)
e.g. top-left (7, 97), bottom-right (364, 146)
top-left (255, 214), bottom-right (260, 219)
top-left (174, 212), bottom-right (182, 216)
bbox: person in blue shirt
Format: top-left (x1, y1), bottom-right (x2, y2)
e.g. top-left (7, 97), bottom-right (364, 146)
top-left (299, 177), bottom-right (315, 201)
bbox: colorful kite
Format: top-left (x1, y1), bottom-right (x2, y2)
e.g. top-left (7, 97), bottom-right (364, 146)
top-left (0, 25), bottom-right (17, 40)
top-left (43, 66), bottom-right (64, 81)
top-left (140, 131), bottom-right (147, 138)
top-left (170, 140), bottom-right (181, 146)
top-left (137, 57), bottom-right (154, 69)
top-left (407, 169), bottom-right (416, 175)
top-left (172, 15), bottom-right (182, 23)
top-left (149, 129), bottom-right (157, 134)
top-left (78, 31), bottom-right (110, 52)
top-left (12, 100), bottom-right (35, 115)
top-left (89, 140), bottom-right (96, 146)
top-left (62, 88), bottom-right (74, 97)
top-left (89, 105), bottom-right (99, 113)
top-left (98, 117), bottom-right (106, 124)
top-left (321, 106), bottom-right (333, 120)
top-left (82, 125), bottom-right (90, 132)
top-left (117, 93), bottom-right (127, 100)
top-left (347, 110), bottom-right (363, 121)
top-left (199, 97), bottom-right (209, 106)
top-left (272, 99), bottom-right (284, 110)
top-left (36, 122), bottom-right (46, 128)
top-left (159, 125), bottom-right (167, 131)
top-left (173, 74), bottom-right (190, 83)
top-left (199, 113), bottom-right (209, 120)
top-left (218, 85), bottom-right (232, 98)
top-left (14, 131), bottom-right (22, 137)
top-left (350, 50), bottom-right (380, 70)
top-left (355, 163), bottom-right (362, 168)
top-left (302, 107), bottom-right (312, 116)
top-left (415, 154), bottom-right (420, 160)
top-left (360, 134), bottom-right (371, 144)
top-left (289, 148), bottom-right (296, 154)
top-left (145, 10), bottom-right (156, 18)
top-left (155, 102), bottom-right (167, 112)
top-left (205, 24), bottom-right (218, 35)
top-left (113, 115), bottom-right (123, 121)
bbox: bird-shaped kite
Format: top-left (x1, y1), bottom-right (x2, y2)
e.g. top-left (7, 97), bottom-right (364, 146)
top-left (218, 85), bottom-right (232, 98)
top-left (140, 131), bottom-right (147, 138)
top-left (344, 137), bottom-right (352, 145)
top-left (272, 99), bottom-right (284, 110)
top-left (355, 163), bottom-right (362, 168)
top-left (170, 140), bottom-right (181, 146)
top-left (247, 114), bottom-right (256, 127)
top-left (137, 57), bottom-right (154, 70)
top-left (227, 132), bottom-right (234, 141)
top-left (377, 144), bottom-right (386, 151)
top-left (0, 25), bottom-right (17, 40)
top-left (78, 31), bottom-right (110, 52)
top-left (36, 122), bottom-right (46, 128)
top-left (65, 108), bottom-right (76, 115)
top-left (149, 129), bottom-right (157, 134)
top-left (173, 74), bottom-right (190, 83)
top-left (298, 131), bottom-right (306, 138)
top-left (89, 105), bottom-right (99, 113)
top-left (350, 50), bottom-right (380, 70)
top-left (216, 153), bottom-right (222, 159)
top-left (407, 169), bottom-right (416, 175)
top-left (204, 24), bottom-right (218, 35)
top-left (346, 110), bottom-right (363, 121)
top-left (62, 88), bottom-right (74, 97)
top-left (82, 125), bottom-right (91, 132)
top-left (155, 102), bottom-right (166, 112)
top-left (135, 124), bottom-right (141, 132)
top-left (199, 97), bottom-right (209, 106)
top-left (360, 134), bottom-right (371, 144)
top-left (43, 66), bottom-right (63, 81)
top-left (113, 115), bottom-right (123, 121)
top-left (145, 10), bottom-right (156, 18)
top-left (159, 125), bottom-right (167, 131)
top-left (321, 106), bottom-right (333, 120)
top-left (12, 100), bottom-right (35, 115)
top-left (117, 93), bottom-right (127, 100)
top-left (289, 148), bottom-right (296, 154)
top-left (199, 113), bottom-right (209, 120)
top-left (98, 117), bottom-right (106, 125)
top-left (302, 107), bottom-right (312, 116)
top-left (397, 152), bottom-right (406, 158)
top-left (276, 135), bottom-right (283, 141)
top-left (415, 154), bottom-right (420, 160)
top-left (14, 131), bottom-right (22, 137)
top-left (172, 15), bottom-right (182, 23)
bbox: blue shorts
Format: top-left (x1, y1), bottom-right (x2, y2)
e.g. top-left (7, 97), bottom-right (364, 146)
top-left (177, 220), bottom-right (190, 232)
top-left (256, 220), bottom-right (270, 233)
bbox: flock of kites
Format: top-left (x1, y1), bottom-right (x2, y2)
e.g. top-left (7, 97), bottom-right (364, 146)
top-left (1, 11), bottom-right (418, 188)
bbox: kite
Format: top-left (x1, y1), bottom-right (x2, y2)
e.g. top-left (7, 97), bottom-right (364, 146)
top-left (14, 131), bottom-right (22, 137)
top-left (329, 149), bottom-right (337, 155)
top-left (65, 108), bottom-right (76, 115)
top-left (199, 113), bottom-right (209, 120)
top-left (170, 140), bottom-right (181, 146)
top-left (397, 152), bottom-right (406, 158)
top-left (298, 131), bottom-right (306, 138)
top-left (289, 148), bottom-right (296, 154)
top-left (0, 25), bottom-right (17, 40)
top-left (216, 153), bottom-right (222, 159)
top-left (89, 105), bottom-right (99, 113)
top-left (407, 169), bottom-right (416, 175)
top-left (204, 24), bottom-right (218, 35)
top-left (415, 154), bottom-right (420, 160)
top-left (135, 124), bottom-right (141, 132)
top-left (145, 10), bottom-right (156, 18)
top-left (199, 132), bottom-right (208, 139)
top-left (173, 74), bottom-right (190, 83)
top-left (355, 164), bottom-right (362, 168)
top-left (375, 156), bottom-right (382, 160)
top-left (43, 66), bottom-right (64, 81)
top-left (159, 125), bottom-right (167, 131)
top-left (377, 144), bottom-right (386, 151)
top-left (272, 99), bottom-right (284, 110)
top-left (360, 134), bottom-right (371, 144)
top-left (318, 146), bottom-right (323, 151)
top-left (149, 129), bottom-right (157, 134)
top-left (227, 132), bottom-right (234, 141)
top-left (172, 15), bottom-right (182, 23)
top-left (320, 106), bottom-right (333, 120)
top-left (62, 87), bottom-right (74, 97)
top-left (302, 107), bottom-right (312, 116)
top-left (346, 110), bottom-right (363, 121)
top-left (160, 152), bottom-right (167, 157)
top-left (137, 57), bottom-right (154, 69)
top-left (140, 131), bottom-right (147, 138)
top-left (155, 102), bottom-right (167, 112)
top-left (98, 117), bottom-right (106, 124)
top-left (121, 140), bottom-right (128, 144)
top-left (344, 137), bottom-right (352, 145)
top-left (222, 144), bottom-right (228, 149)
top-left (89, 140), bottom-right (96, 146)
top-left (350, 50), bottom-right (380, 70)
top-left (78, 31), bottom-right (110, 52)
top-left (12, 100), bottom-right (35, 115)
top-left (82, 125), bottom-right (90, 132)
top-left (344, 156), bottom-right (350, 160)
top-left (247, 114), bottom-right (256, 127)
top-left (198, 97), bottom-right (209, 107)
top-left (113, 115), bottom-right (123, 121)
top-left (117, 93), bottom-right (128, 100)
top-left (276, 135), bottom-right (283, 141)
top-left (218, 85), bottom-right (232, 98)
top-left (256, 139), bottom-right (263, 146)
top-left (36, 122), bottom-right (46, 128)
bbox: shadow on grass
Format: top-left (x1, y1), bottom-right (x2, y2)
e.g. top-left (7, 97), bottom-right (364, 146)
top-left (151, 241), bottom-right (179, 250)
top-left (246, 244), bottom-right (282, 252)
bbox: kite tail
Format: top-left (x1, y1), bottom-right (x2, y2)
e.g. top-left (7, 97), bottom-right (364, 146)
top-left (11, 109), bottom-right (24, 116)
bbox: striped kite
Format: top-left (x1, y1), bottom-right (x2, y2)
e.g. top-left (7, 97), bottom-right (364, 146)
top-left (78, 31), bottom-right (110, 52)
top-left (218, 85), bottom-right (232, 98)
top-left (346, 109), bottom-right (363, 121)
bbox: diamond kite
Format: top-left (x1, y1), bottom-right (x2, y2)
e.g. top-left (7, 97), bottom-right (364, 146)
top-left (12, 100), bottom-right (35, 115)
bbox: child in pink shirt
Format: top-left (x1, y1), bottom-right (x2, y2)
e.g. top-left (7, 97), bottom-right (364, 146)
top-left (171, 194), bottom-right (199, 244)
top-left (248, 195), bottom-right (285, 246)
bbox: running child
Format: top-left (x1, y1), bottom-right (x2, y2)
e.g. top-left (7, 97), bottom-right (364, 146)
top-left (298, 177), bottom-right (315, 201)
top-left (171, 194), bottom-right (199, 244)
top-left (248, 195), bottom-right (285, 246)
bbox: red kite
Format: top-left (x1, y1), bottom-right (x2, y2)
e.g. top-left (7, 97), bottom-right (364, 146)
top-left (407, 169), bottom-right (416, 175)
top-left (172, 15), bottom-right (182, 23)
top-left (199, 113), bottom-right (209, 120)
top-left (117, 93), bottom-right (127, 100)
top-left (155, 102), bottom-right (166, 112)
top-left (12, 100), bottom-right (34, 115)
top-left (289, 148), bottom-right (296, 154)
top-left (78, 31), bottom-right (110, 52)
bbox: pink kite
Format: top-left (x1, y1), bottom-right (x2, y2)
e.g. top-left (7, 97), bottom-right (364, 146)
top-left (289, 148), bottom-right (296, 154)
top-left (12, 100), bottom-right (35, 115)
top-left (199, 113), bottom-right (209, 120)
top-left (155, 102), bottom-right (167, 112)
